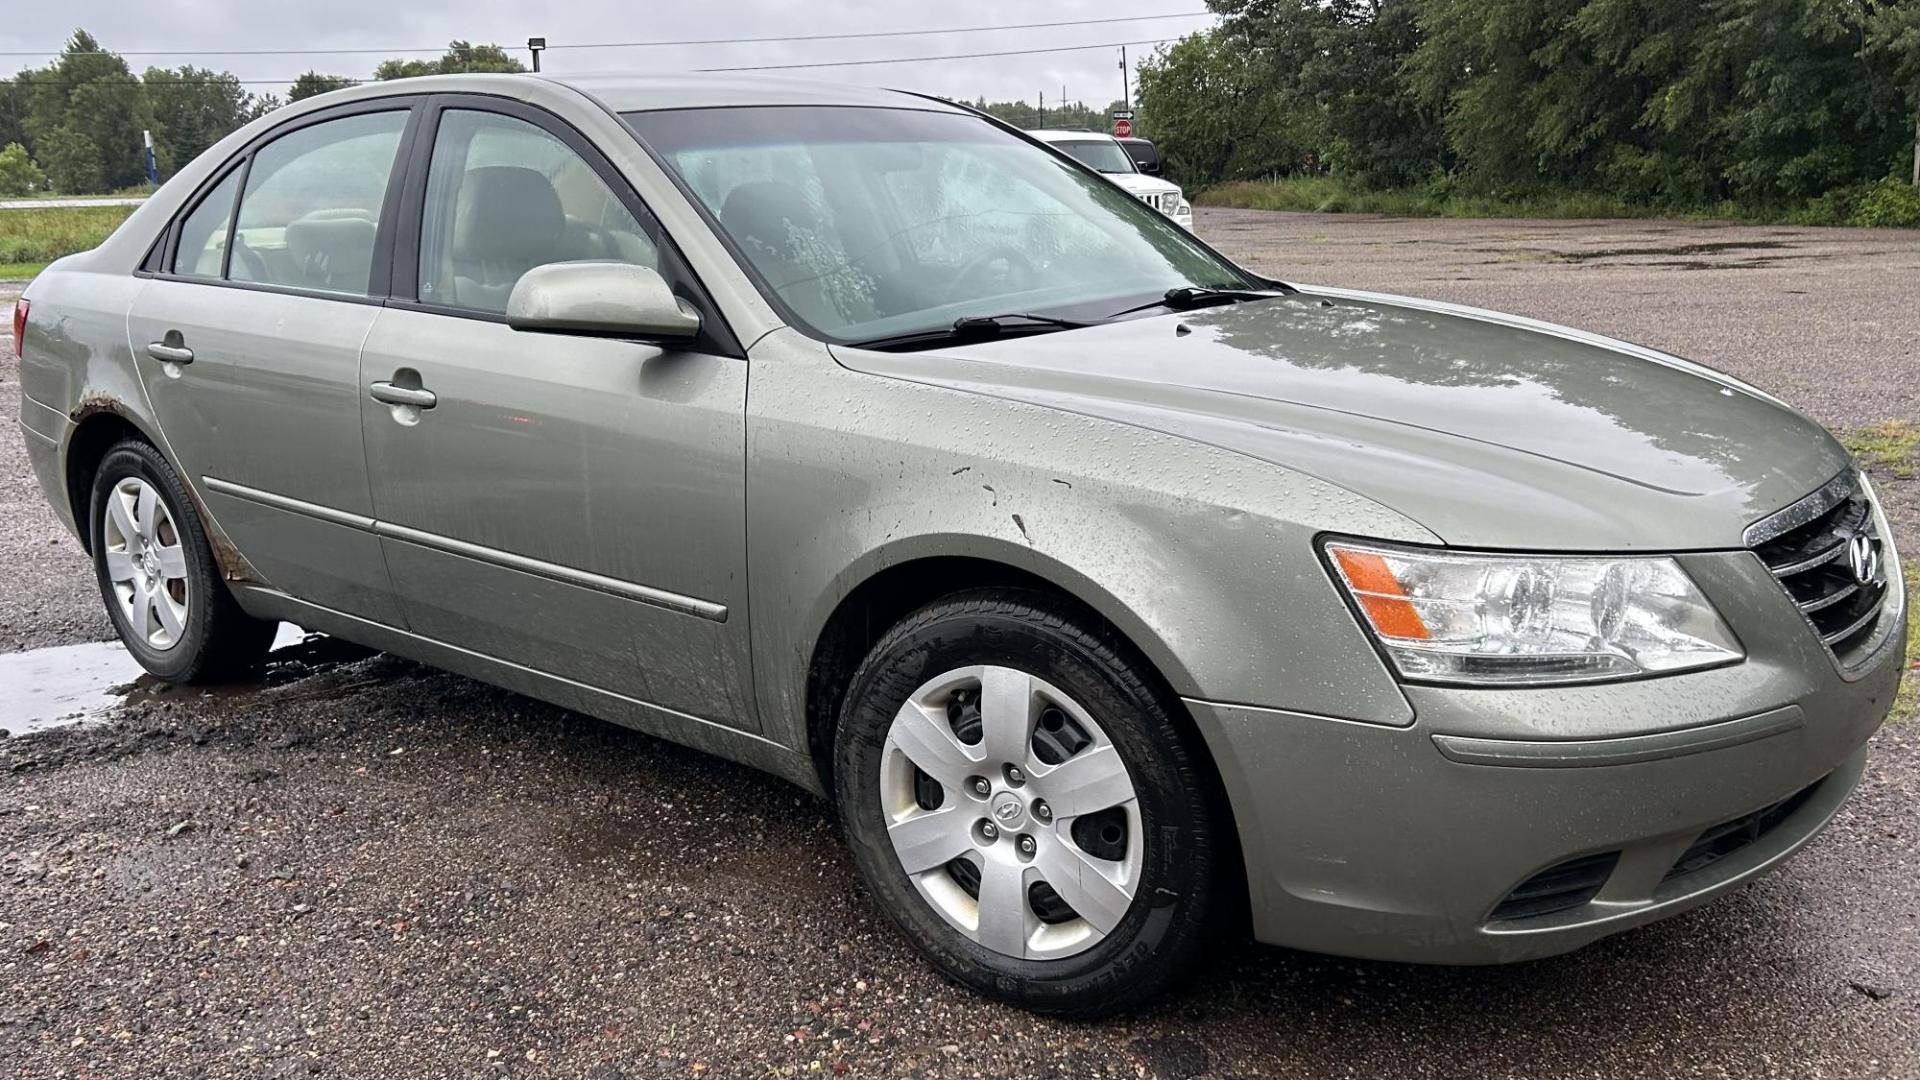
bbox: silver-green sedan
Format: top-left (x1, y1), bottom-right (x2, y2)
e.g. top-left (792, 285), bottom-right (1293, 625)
top-left (12, 73), bottom-right (1906, 1016)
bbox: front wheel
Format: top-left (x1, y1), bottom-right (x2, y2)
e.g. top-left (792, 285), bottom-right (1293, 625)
top-left (88, 439), bottom-right (277, 682)
top-left (833, 589), bottom-right (1227, 1016)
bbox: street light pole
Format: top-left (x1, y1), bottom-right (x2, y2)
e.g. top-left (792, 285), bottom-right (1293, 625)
top-left (528, 37), bottom-right (546, 73)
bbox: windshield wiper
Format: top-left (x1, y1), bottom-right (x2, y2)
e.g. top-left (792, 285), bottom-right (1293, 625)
top-left (846, 312), bottom-right (1093, 352)
top-left (1103, 286), bottom-right (1288, 321)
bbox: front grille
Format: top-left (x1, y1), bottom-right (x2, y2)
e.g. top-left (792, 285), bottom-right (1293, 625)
top-left (1747, 473), bottom-right (1891, 664)
top-left (1661, 777), bottom-right (1825, 883)
top-left (1490, 851), bottom-right (1620, 921)
top-left (1135, 191), bottom-right (1174, 214)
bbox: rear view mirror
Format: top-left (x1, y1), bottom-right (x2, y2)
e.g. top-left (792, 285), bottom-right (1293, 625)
top-left (506, 261), bottom-right (702, 340)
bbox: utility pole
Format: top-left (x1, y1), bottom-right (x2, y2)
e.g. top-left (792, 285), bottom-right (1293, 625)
top-left (1040, 91), bottom-right (1045, 125)
top-left (1119, 46), bottom-right (1130, 112)
top-left (1912, 105), bottom-right (1919, 186)
top-left (528, 37), bottom-right (546, 73)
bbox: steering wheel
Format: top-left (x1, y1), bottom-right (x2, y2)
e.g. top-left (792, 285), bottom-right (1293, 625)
top-left (942, 247), bottom-right (1036, 305)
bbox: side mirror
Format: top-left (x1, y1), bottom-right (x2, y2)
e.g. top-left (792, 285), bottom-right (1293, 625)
top-left (506, 261), bottom-right (702, 341)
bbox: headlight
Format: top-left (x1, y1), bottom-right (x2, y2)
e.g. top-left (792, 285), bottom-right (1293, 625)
top-left (1325, 541), bottom-right (1743, 686)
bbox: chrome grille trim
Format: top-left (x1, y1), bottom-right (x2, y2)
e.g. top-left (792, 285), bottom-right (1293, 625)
top-left (1744, 469), bottom-right (1855, 547)
top-left (1746, 470), bottom-right (1892, 665)
top-left (1820, 606), bottom-right (1882, 647)
top-left (1769, 537), bottom-right (1850, 578)
top-left (1798, 581), bottom-right (1859, 614)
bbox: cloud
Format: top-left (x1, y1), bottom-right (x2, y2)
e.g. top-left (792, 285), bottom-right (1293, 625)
top-left (5, 0), bottom-right (1213, 109)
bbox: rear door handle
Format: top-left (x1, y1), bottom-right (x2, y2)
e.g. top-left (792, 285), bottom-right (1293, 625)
top-left (369, 381), bottom-right (437, 409)
top-left (146, 341), bottom-right (194, 364)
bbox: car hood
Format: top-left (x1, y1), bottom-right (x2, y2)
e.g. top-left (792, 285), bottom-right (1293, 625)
top-left (1104, 173), bottom-right (1180, 198)
top-left (830, 287), bottom-right (1849, 550)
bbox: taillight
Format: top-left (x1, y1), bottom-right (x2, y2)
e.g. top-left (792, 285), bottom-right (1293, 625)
top-left (10, 299), bottom-right (24, 359)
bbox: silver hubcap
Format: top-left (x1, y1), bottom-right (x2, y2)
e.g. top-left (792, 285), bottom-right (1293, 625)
top-left (101, 477), bottom-right (190, 651)
top-left (879, 665), bottom-right (1142, 960)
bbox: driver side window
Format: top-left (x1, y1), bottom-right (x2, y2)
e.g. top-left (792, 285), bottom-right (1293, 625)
top-left (418, 109), bottom-right (660, 315)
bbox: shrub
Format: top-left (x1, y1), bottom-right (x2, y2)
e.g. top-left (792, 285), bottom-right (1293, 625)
top-left (40, 127), bottom-right (107, 195)
top-left (1851, 179), bottom-right (1920, 228)
top-left (0, 144), bottom-right (46, 197)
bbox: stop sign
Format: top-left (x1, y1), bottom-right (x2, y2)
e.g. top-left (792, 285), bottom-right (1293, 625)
top-left (1114, 117), bottom-right (1133, 138)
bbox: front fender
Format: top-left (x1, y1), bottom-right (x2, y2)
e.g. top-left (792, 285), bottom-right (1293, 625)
top-left (745, 329), bottom-right (1434, 756)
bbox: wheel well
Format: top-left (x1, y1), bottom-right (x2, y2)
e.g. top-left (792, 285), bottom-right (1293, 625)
top-left (804, 557), bottom-right (1057, 792)
top-left (64, 413), bottom-right (149, 555)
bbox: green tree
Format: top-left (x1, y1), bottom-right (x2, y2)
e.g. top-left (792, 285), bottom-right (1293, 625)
top-left (1864, 0), bottom-right (1920, 184)
top-left (375, 41), bottom-right (526, 80)
top-left (0, 141), bottom-right (45, 196)
top-left (39, 124), bottom-right (104, 193)
top-left (288, 71), bottom-right (358, 102)
top-left (143, 65), bottom-right (256, 173)
top-left (0, 80), bottom-right (24, 154)
top-left (18, 31), bottom-right (153, 191)
top-left (1155, 0), bottom-right (1442, 189)
top-left (1138, 30), bottom-right (1327, 184)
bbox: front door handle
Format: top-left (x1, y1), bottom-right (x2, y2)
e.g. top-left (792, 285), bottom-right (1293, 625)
top-left (146, 341), bottom-right (194, 364)
top-left (369, 381), bottom-right (437, 409)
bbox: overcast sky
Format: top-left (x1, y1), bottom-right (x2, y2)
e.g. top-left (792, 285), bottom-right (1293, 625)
top-left (2, 1), bottom-right (1217, 111)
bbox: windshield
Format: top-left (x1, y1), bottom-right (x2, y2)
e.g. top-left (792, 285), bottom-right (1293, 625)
top-left (624, 106), bottom-right (1251, 344)
top-left (1050, 139), bottom-right (1137, 174)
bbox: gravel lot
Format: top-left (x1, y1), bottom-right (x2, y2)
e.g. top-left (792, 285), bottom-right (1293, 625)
top-left (3, 211), bottom-right (1917, 1078)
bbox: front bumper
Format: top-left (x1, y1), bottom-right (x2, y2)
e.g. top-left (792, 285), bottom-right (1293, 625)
top-left (1190, 549), bottom-right (1906, 964)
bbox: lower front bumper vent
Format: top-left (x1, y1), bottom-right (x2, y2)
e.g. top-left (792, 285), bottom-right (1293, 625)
top-left (1661, 777), bottom-right (1826, 883)
top-left (1490, 851), bottom-right (1620, 921)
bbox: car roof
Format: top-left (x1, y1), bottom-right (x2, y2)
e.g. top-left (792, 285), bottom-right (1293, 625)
top-left (544, 73), bottom-right (968, 113)
top-left (1026, 129), bottom-right (1119, 144)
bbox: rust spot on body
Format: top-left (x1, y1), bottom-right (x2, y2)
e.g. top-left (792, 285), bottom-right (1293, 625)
top-left (71, 393), bottom-right (128, 423)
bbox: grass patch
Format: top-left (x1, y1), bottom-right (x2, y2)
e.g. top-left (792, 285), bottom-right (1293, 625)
top-left (0, 204), bottom-right (135, 267)
top-left (0, 261), bottom-right (44, 281)
top-left (1196, 175), bottom-right (1920, 227)
top-left (1841, 422), bottom-right (1919, 479)
top-left (1201, 177), bottom-right (1656, 220)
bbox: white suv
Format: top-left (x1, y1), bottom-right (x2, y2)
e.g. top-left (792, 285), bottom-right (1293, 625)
top-left (1028, 130), bottom-right (1193, 231)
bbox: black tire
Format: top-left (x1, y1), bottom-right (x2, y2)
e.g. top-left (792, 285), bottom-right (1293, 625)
top-left (833, 587), bottom-right (1227, 1017)
top-left (88, 439), bottom-right (276, 682)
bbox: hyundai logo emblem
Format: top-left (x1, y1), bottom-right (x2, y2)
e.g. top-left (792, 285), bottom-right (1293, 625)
top-left (1844, 532), bottom-right (1880, 586)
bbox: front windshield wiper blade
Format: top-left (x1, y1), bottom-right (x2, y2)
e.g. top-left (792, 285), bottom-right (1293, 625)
top-left (1103, 286), bottom-right (1289, 321)
top-left (846, 312), bottom-right (1094, 352)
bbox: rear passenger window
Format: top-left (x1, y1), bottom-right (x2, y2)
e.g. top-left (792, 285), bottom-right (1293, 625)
top-left (228, 111), bottom-right (408, 296)
top-left (173, 168), bottom-right (240, 278)
top-left (418, 109), bottom-right (659, 314)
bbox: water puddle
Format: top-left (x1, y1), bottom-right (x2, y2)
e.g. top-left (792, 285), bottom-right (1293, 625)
top-left (0, 624), bottom-right (362, 737)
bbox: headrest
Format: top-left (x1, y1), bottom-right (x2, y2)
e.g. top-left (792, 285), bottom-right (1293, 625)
top-left (284, 211), bottom-right (378, 291)
top-left (452, 166), bottom-right (565, 263)
top-left (719, 181), bottom-right (818, 260)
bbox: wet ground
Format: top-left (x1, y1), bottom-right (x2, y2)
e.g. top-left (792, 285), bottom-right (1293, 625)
top-left (2, 213), bottom-right (1918, 1077)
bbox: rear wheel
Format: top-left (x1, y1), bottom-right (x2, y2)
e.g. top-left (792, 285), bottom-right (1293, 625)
top-left (88, 440), bottom-right (276, 682)
top-left (833, 588), bottom-right (1225, 1016)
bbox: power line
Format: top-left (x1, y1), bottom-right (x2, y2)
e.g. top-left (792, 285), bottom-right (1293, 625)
top-left (5, 36), bottom-right (1192, 87)
top-left (0, 11), bottom-right (1210, 59)
top-left (695, 38), bottom-right (1179, 73)
top-left (0, 45), bottom-right (508, 59)
top-left (550, 12), bottom-right (1208, 50)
